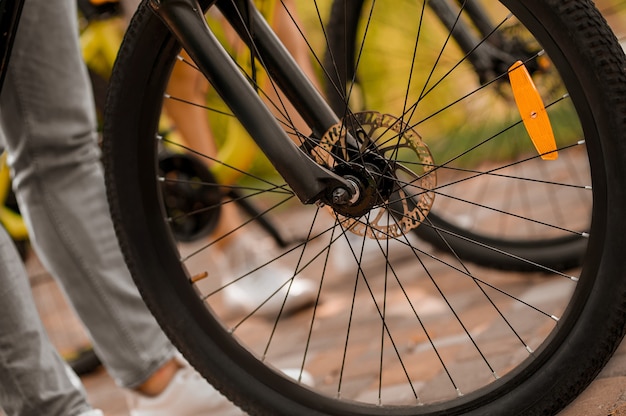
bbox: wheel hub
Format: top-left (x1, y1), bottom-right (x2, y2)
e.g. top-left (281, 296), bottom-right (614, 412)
top-left (311, 111), bottom-right (437, 239)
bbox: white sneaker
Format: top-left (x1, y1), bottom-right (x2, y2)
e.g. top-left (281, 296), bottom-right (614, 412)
top-left (127, 354), bottom-right (314, 416)
top-left (283, 368), bottom-right (315, 387)
top-left (220, 236), bottom-right (316, 317)
top-left (64, 363), bottom-right (86, 396)
top-left (331, 231), bottom-right (415, 275)
top-left (127, 364), bottom-right (240, 416)
top-left (79, 411), bottom-right (104, 416)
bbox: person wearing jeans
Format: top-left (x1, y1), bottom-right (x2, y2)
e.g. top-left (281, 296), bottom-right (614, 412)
top-left (0, 0), bottom-right (239, 414)
top-left (0, 224), bottom-right (101, 415)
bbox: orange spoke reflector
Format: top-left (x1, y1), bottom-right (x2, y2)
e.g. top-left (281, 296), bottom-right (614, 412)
top-left (509, 60), bottom-right (558, 160)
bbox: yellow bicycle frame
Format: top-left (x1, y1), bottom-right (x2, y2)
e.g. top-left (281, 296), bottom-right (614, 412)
top-left (0, 153), bottom-right (28, 240)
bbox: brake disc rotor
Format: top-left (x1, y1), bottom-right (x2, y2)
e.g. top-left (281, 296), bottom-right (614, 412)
top-left (312, 111), bottom-right (437, 239)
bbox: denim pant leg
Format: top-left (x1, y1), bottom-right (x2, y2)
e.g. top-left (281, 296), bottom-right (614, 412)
top-left (0, 225), bottom-right (91, 416)
top-left (0, 0), bottom-right (175, 388)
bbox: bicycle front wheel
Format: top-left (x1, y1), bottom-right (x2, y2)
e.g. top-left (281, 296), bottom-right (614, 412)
top-left (104, 0), bottom-right (626, 414)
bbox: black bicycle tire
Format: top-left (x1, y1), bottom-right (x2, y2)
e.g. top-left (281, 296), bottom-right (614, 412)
top-left (324, 0), bottom-right (588, 272)
top-left (103, 0), bottom-right (626, 414)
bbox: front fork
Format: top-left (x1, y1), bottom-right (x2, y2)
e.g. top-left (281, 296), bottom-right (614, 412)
top-left (148, 0), bottom-right (352, 205)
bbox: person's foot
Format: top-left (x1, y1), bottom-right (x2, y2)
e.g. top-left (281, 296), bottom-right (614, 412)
top-left (78, 410), bottom-right (104, 416)
top-left (127, 356), bottom-right (315, 415)
top-left (127, 359), bottom-right (241, 416)
top-left (331, 231), bottom-right (415, 275)
top-left (219, 236), bottom-right (316, 317)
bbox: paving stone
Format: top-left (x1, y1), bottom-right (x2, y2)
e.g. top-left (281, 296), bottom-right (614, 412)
top-left (560, 376), bottom-right (626, 416)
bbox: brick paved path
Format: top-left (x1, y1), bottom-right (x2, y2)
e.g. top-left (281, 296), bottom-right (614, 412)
top-left (78, 294), bottom-right (626, 416)
top-left (18, 246), bottom-right (626, 416)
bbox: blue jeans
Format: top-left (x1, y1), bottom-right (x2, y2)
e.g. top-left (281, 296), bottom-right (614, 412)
top-left (0, 0), bottom-right (176, 410)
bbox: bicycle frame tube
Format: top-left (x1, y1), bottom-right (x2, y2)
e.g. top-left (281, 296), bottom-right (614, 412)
top-left (216, 0), bottom-right (340, 138)
top-left (0, 0), bottom-right (25, 95)
top-left (148, 0), bottom-right (351, 205)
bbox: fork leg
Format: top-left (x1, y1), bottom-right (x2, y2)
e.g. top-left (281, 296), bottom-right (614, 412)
top-left (149, 0), bottom-right (350, 204)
